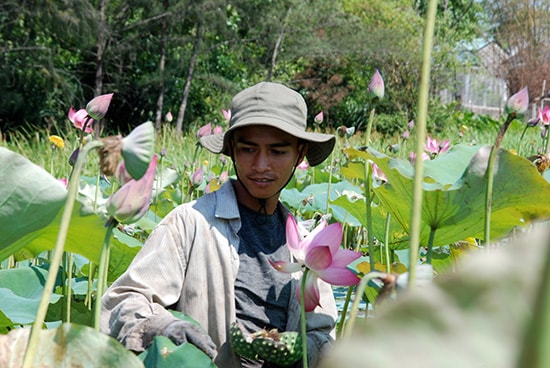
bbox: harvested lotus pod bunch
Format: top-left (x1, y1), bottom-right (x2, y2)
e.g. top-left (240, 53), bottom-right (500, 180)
top-left (229, 321), bottom-right (303, 366)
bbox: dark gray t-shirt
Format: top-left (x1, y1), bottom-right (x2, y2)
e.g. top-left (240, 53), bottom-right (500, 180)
top-left (235, 202), bottom-right (293, 367)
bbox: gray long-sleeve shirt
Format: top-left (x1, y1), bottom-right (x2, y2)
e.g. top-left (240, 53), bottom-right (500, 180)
top-left (101, 180), bottom-right (338, 367)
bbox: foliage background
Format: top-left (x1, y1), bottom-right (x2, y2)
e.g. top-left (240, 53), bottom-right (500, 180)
top-left (1, 0), bottom-right (494, 137)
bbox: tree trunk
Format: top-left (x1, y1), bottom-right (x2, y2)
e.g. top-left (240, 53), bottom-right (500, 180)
top-left (175, 20), bottom-right (203, 135)
top-left (94, 0), bottom-right (108, 136)
top-left (266, 5), bottom-right (292, 82)
top-left (154, 0), bottom-right (169, 131)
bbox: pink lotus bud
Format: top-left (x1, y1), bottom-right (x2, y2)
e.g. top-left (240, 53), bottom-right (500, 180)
top-left (86, 93), bottom-right (114, 120)
top-left (121, 121), bottom-right (155, 180)
top-left (314, 112), bottom-right (324, 125)
top-left (115, 161), bottom-right (133, 185)
top-left (368, 69), bottom-right (384, 100)
top-left (213, 125), bottom-right (223, 134)
top-left (107, 155), bottom-right (158, 224)
top-left (191, 167), bottom-right (204, 187)
top-left (505, 87), bottom-right (529, 116)
top-left (165, 111), bottom-right (173, 122)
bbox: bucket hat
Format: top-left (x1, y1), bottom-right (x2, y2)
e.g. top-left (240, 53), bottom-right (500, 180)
top-left (199, 82), bottom-right (335, 166)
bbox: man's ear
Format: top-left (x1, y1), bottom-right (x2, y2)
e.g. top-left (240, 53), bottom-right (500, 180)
top-left (296, 142), bottom-right (309, 166)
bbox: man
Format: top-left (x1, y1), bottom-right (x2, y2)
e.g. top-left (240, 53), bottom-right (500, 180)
top-left (101, 82), bottom-right (338, 367)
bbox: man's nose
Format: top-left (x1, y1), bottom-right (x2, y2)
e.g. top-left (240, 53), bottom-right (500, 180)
top-left (252, 151), bottom-right (270, 171)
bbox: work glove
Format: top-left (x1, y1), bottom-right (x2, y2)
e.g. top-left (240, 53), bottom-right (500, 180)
top-left (162, 320), bottom-right (217, 359)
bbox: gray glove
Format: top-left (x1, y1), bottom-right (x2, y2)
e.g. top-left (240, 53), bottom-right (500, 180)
top-left (162, 320), bottom-right (217, 359)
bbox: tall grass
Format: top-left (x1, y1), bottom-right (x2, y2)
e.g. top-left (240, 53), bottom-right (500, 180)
top-left (2, 114), bottom-right (545, 181)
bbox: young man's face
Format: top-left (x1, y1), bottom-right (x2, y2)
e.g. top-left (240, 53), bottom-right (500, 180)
top-left (231, 125), bottom-right (306, 209)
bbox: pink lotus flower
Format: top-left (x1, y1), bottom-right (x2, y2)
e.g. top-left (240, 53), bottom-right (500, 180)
top-left (368, 69), bottom-right (384, 100)
top-left (107, 155), bottom-right (158, 224)
top-left (68, 107), bottom-right (94, 133)
top-left (196, 122), bottom-right (212, 138)
top-left (213, 125), bottom-right (223, 134)
top-left (538, 106), bottom-right (550, 126)
top-left (505, 86), bottom-right (529, 115)
top-left (86, 93), bottom-right (113, 120)
top-left (424, 136), bottom-right (450, 157)
top-left (371, 163), bottom-right (387, 182)
top-left (270, 215), bottom-right (361, 312)
top-left (409, 151), bottom-right (430, 164)
top-left (222, 109), bottom-right (231, 121)
top-left (297, 159), bottom-right (309, 170)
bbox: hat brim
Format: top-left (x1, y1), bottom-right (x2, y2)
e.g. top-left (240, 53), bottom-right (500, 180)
top-left (200, 120), bottom-right (335, 167)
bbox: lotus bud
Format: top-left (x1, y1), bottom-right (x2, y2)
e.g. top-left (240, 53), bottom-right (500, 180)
top-left (314, 112), bottom-right (324, 125)
top-left (191, 167), bottom-right (204, 187)
top-left (98, 135), bottom-right (123, 176)
top-left (121, 121), bottom-right (155, 180)
top-left (107, 155), bottom-right (158, 224)
top-left (368, 69), bottom-right (385, 100)
top-left (165, 111), bottom-right (173, 122)
top-left (86, 93), bottom-right (114, 120)
top-left (69, 147), bottom-right (80, 166)
top-left (505, 87), bottom-right (529, 116)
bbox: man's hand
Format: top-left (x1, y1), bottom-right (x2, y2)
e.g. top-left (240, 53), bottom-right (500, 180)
top-left (162, 320), bottom-right (217, 358)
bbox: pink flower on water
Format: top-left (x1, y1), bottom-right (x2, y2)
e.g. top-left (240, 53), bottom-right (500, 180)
top-left (196, 123), bottom-right (212, 138)
top-left (68, 108), bottom-right (94, 133)
top-left (222, 109), bottom-right (231, 121)
top-left (270, 215), bottom-right (361, 312)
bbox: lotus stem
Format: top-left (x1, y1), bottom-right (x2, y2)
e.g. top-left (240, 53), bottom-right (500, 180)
top-left (515, 225), bottom-right (550, 368)
top-left (345, 271), bottom-right (385, 337)
top-left (364, 108), bottom-right (376, 147)
top-left (425, 227), bottom-right (436, 264)
top-left (300, 268), bottom-right (309, 368)
top-left (22, 140), bottom-right (103, 368)
top-left (63, 252), bottom-right (74, 322)
top-left (337, 286), bottom-right (355, 338)
top-left (94, 219), bottom-right (116, 330)
top-left (408, 0), bottom-right (437, 289)
top-left (384, 215), bottom-right (392, 273)
top-left (364, 163), bottom-right (375, 270)
top-left (484, 113), bottom-right (514, 245)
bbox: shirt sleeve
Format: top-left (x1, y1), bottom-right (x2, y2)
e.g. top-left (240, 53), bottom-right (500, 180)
top-left (100, 222), bottom-right (186, 351)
